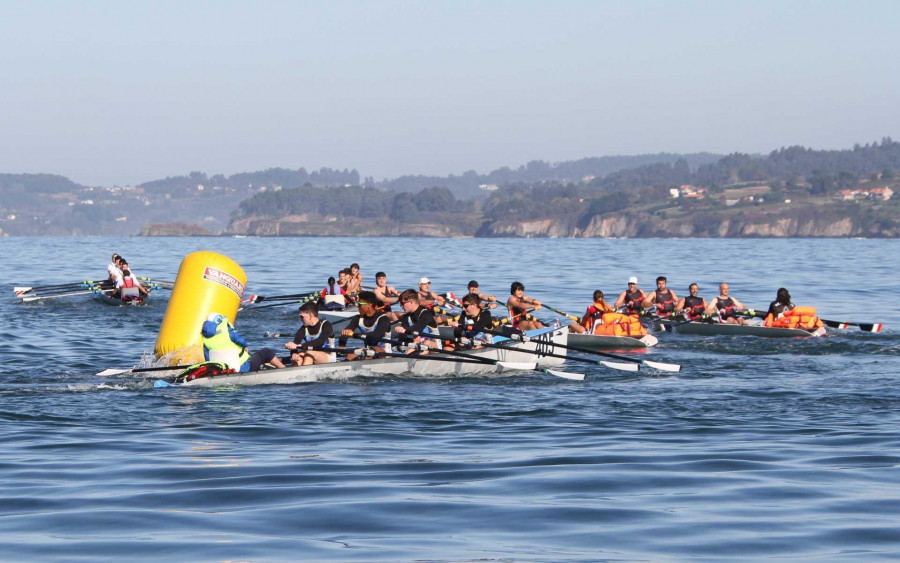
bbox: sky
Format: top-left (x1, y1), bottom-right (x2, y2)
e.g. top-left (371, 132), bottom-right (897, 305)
top-left (1, 0), bottom-right (898, 186)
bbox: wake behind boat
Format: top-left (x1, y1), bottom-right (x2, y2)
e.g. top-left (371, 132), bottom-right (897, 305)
top-left (155, 326), bottom-right (570, 388)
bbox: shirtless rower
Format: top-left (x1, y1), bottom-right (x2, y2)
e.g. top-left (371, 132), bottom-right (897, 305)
top-left (614, 276), bottom-right (646, 315)
top-left (704, 282), bottom-right (748, 325)
top-left (642, 276), bottom-right (679, 318)
top-left (373, 271), bottom-right (401, 322)
top-left (507, 281), bottom-right (545, 331)
top-left (346, 263), bottom-right (364, 295)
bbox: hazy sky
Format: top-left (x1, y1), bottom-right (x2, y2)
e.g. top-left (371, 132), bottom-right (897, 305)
top-left (1, 0), bottom-right (898, 186)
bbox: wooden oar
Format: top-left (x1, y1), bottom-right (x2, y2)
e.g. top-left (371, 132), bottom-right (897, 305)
top-left (481, 328), bottom-right (681, 373)
top-left (543, 304), bottom-right (581, 322)
top-left (380, 337), bottom-right (584, 380)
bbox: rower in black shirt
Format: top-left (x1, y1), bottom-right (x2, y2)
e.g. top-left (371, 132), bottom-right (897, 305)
top-left (284, 301), bottom-right (335, 365)
top-left (395, 289), bottom-right (440, 354)
top-left (339, 291), bottom-right (392, 360)
top-left (445, 293), bottom-right (493, 351)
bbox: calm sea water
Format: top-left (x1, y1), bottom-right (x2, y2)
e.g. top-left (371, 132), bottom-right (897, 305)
top-left (1, 236), bottom-right (899, 562)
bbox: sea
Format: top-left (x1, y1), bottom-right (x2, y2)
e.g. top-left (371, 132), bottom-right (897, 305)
top-left (1, 236), bottom-right (898, 562)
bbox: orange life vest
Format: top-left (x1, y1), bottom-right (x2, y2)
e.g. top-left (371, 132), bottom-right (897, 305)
top-left (765, 306), bottom-right (823, 329)
top-left (591, 312), bottom-right (647, 337)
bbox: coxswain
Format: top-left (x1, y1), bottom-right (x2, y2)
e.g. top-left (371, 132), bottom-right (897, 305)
top-left (395, 289), bottom-right (440, 354)
top-left (339, 291), bottom-right (392, 360)
top-left (373, 271), bottom-right (401, 322)
top-left (763, 288), bottom-right (794, 326)
top-left (285, 301), bottom-right (336, 365)
top-left (320, 275), bottom-right (347, 310)
top-left (704, 282), bottom-right (748, 324)
top-left (445, 292), bottom-right (494, 350)
top-left (642, 276), bottom-right (679, 318)
top-left (467, 280), bottom-right (499, 309)
top-left (507, 281), bottom-right (545, 331)
top-left (115, 261), bottom-right (150, 300)
top-left (574, 290), bottom-right (615, 334)
top-left (202, 313), bottom-right (284, 372)
top-left (614, 276), bottom-right (646, 314)
top-left (674, 283), bottom-right (707, 321)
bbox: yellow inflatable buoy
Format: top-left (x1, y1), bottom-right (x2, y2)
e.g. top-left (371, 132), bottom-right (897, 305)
top-left (154, 251), bottom-right (247, 363)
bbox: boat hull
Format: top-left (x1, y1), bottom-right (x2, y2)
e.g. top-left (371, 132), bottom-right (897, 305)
top-left (175, 326), bottom-right (569, 387)
top-left (95, 292), bottom-right (146, 306)
top-left (654, 320), bottom-right (824, 338)
top-left (568, 332), bottom-right (657, 349)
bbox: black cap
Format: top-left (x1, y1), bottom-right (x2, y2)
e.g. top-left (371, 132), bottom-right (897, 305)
top-left (468, 280), bottom-right (479, 288)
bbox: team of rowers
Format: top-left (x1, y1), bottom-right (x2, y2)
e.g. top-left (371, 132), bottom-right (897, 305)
top-left (201, 266), bottom-right (804, 374)
top-left (106, 253), bottom-right (150, 300)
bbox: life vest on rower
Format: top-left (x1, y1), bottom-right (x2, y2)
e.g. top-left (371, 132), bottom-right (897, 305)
top-left (623, 289), bottom-right (643, 313)
top-left (591, 312), bottom-right (647, 337)
top-left (767, 306), bottom-right (823, 329)
top-left (653, 289), bottom-right (676, 316)
top-left (201, 314), bottom-right (250, 371)
top-left (763, 300), bottom-right (794, 326)
top-left (715, 297), bottom-right (737, 320)
top-left (119, 275), bottom-right (141, 300)
top-left (582, 302), bottom-right (614, 332)
top-left (682, 295), bottom-right (705, 321)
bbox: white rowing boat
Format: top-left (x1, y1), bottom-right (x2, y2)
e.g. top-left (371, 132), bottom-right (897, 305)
top-left (160, 326), bottom-right (570, 387)
top-left (654, 319), bottom-right (826, 338)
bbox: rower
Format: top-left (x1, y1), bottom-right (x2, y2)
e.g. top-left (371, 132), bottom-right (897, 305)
top-left (115, 261), bottom-right (150, 300)
top-left (704, 282), bottom-right (748, 324)
top-left (285, 301), bottom-right (336, 365)
top-left (107, 253), bottom-right (123, 287)
top-left (642, 276), bottom-right (679, 318)
top-left (346, 263), bottom-right (363, 295)
top-left (507, 281), bottom-right (545, 331)
top-left (395, 289), bottom-right (440, 354)
top-left (574, 290), bottom-right (615, 334)
top-left (762, 288), bottom-right (825, 330)
top-left (417, 277), bottom-right (446, 309)
top-left (445, 292), bottom-right (493, 350)
top-left (467, 280), bottom-right (499, 309)
top-left (339, 290), bottom-right (392, 360)
top-left (373, 271), bottom-right (401, 322)
top-left (614, 276), bottom-right (646, 314)
top-left (674, 283), bottom-right (707, 321)
top-left (202, 312), bottom-right (285, 372)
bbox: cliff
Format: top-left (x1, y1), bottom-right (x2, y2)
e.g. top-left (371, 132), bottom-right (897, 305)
top-left (227, 214), bottom-right (473, 237)
top-left (141, 223), bottom-right (215, 236)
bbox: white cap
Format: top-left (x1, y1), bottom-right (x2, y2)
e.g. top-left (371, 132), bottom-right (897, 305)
top-left (419, 277), bottom-right (431, 285)
top-left (207, 312), bottom-right (224, 323)
top-left (628, 276), bottom-right (638, 284)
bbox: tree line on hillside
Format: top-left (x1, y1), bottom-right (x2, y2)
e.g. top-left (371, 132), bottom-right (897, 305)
top-left (139, 167), bottom-right (360, 194)
top-left (234, 185), bottom-right (472, 223)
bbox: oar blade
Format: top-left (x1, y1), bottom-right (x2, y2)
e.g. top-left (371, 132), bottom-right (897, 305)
top-left (860, 323), bottom-right (883, 333)
top-left (153, 379), bottom-right (175, 388)
top-left (97, 367), bottom-right (131, 376)
top-left (496, 361), bottom-right (538, 370)
top-left (543, 368), bottom-right (585, 381)
top-left (642, 360), bottom-right (681, 373)
top-left (600, 360), bottom-right (639, 372)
